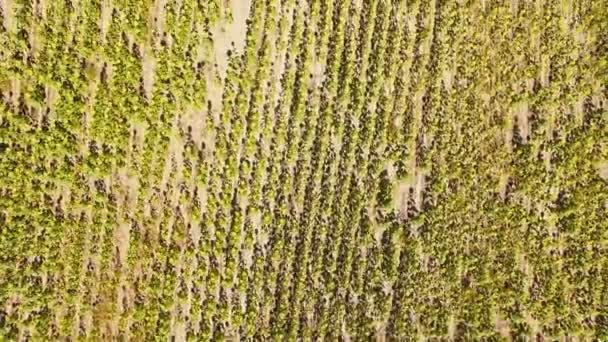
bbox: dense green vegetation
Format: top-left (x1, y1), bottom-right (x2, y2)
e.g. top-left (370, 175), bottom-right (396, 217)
top-left (0, 0), bottom-right (606, 340)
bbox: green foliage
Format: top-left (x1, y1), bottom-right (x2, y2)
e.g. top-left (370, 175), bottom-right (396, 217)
top-left (0, 0), bottom-right (605, 340)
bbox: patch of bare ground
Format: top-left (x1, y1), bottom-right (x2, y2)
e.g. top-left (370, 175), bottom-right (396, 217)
top-left (442, 67), bottom-right (454, 93)
top-left (99, 0), bottom-right (112, 43)
top-left (44, 84), bottom-right (58, 126)
top-left (149, 0), bottom-right (167, 48)
top-left (413, 171), bottom-right (426, 212)
top-left (142, 47), bottom-right (156, 101)
top-left (160, 117), bottom-right (184, 192)
top-left (393, 179), bottom-right (410, 221)
top-left (374, 323), bottom-right (386, 342)
top-left (419, 251), bottom-right (429, 273)
top-left (79, 116), bottom-right (92, 158)
top-left (268, 6), bottom-right (292, 111)
top-left (53, 305), bottom-right (66, 338)
top-left (524, 311), bottom-right (541, 338)
top-left (70, 305), bottom-right (83, 339)
top-left (112, 287), bottom-right (130, 333)
top-left (447, 314), bottom-right (457, 340)
top-left (28, 23), bottom-right (42, 60)
top-left (66, 1), bottom-right (83, 43)
top-left (514, 101), bottom-right (530, 144)
top-left (49, 182), bottom-right (73, 215)
top-left (544, 106), bottom-right (556, 138)
top-left (225, 332), bottom-right (240, 342)
top-left (4, 294), bottom-right (20, 322)
top-left (590, 81), bottom-right (606, 110)
top-left (559, 0), bottom-right (572, 30)
top-left (81, 310), bottom-right (93, 337)
top-left (33, 0), bottom-right (47, 19)
top-left (252, 210), bottom-right (269, 252)
top-left (363, 201), bottom-right (380, 244)
top-left (210, 0), bottom-right (252, 79)
top-left (80, 57), bottom-right (103, 156)
top-left (117, 168), bottom-right (140, 211)
top-left (503, 109), bottom-right (514, 153)
top-left (510, 0), bottom-right (519, 16)
top-left (241, 235), bottom-right (254, 271)
top-left (597, 162), bottom-right (608, 181)
top-left (516, 251), bottom-right (533, 297)
top-left (17, 325), bottom-right (32, 342)
top-left (494, 312), bottom-right (511, 340)
top-left (180, 107), bottom-right (205, 149)
top-left (393, 166), bottom-right (426, 223)
top-left (311, 53), bottom-right (326, 88)
top-left (340, 321), bottom-right (352, 342)
top-left (205, 68), bottom-right (224, 125)
top-left (0, 0), bottom-right (13, 32)
top-left (572, 96), bottom-right (585, 126)
top-left (170, 166), bottom-right (184, 212)
top-left (107, 313), bottom-right (120, 339)
top-left (24, 98), bottom-right (43, 129)
top-left (168, 249), bottom-right (188, 342)
top-left (3, 78), bottom-right (21, 110)
top-left (173, 320), bottom-right (186, 342)
top-left (72, 208), bottom-right (94, 339)
top-left (130, 120), bottom-right (147, 152)
top-left (497, 173), bottom-right (510, 201)
top-left (114, 221), bottom-right (131, 267)
top-left (123, 31), bottom-right (135, 53)
top-left (0, 78), bottom-right (21, 115)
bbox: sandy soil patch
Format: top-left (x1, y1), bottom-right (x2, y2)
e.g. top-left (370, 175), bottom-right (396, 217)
top-left (114, 221), bottom-right (131, 267)
top-left (413, 171), bottom-right (425, 212)
top-left (447, 314), bottom-right (457, 340)
top-left (180, 107), bottom-right (207, 149)
top-left (494, 312), bottom-right (511, 340)
top-left (524, 311), bottom-right (540, 337)
top-left (173, 321), bottom-right (186, 342)
top-left (205, 69), bottom-right (224, 124)
top-left (514, 101), bottom-right (530, 144)
top-left (99, 0), bottom-right (112, 42)
top-left (393, 179), bottom-right (410, 220)
top-left (130, 120), bottom-right (147, 151)
top-left (442, 68), bottom-right (454, 92)
top-left (211, 0), bottom-right (252, 79)
top-left (373, 223), bottom-right (387, 244)
top-left (573, 96), bottom-right (584, 126)
top-left (498, 173), bottom-right (509, 201)
top-left (34, 0), bottom-right (48, 19)
top-left (142, 48), bottom-right (156, 101)
top-left (510, 0), bottom-right (519, 16)
top-left (311, 54), bottom-right (326, 88)
top-left (0, 0), bottom-right (13, 32)
top-left (5, 78), bottom-right (20, 109)
top-left (598, 162), bottom-right (608, 181)
top-left (28, 24), bottom-right (43, 59)
top-left (374, 323), bottom-right (386, 342)
top-left (44, 84), bottom-right (58, 125)
top-left (150, 0), bottom-right (167, 42)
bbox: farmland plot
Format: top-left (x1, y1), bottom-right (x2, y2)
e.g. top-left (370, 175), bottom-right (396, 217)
top-left (0, 0), bottom-right (607, 340)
